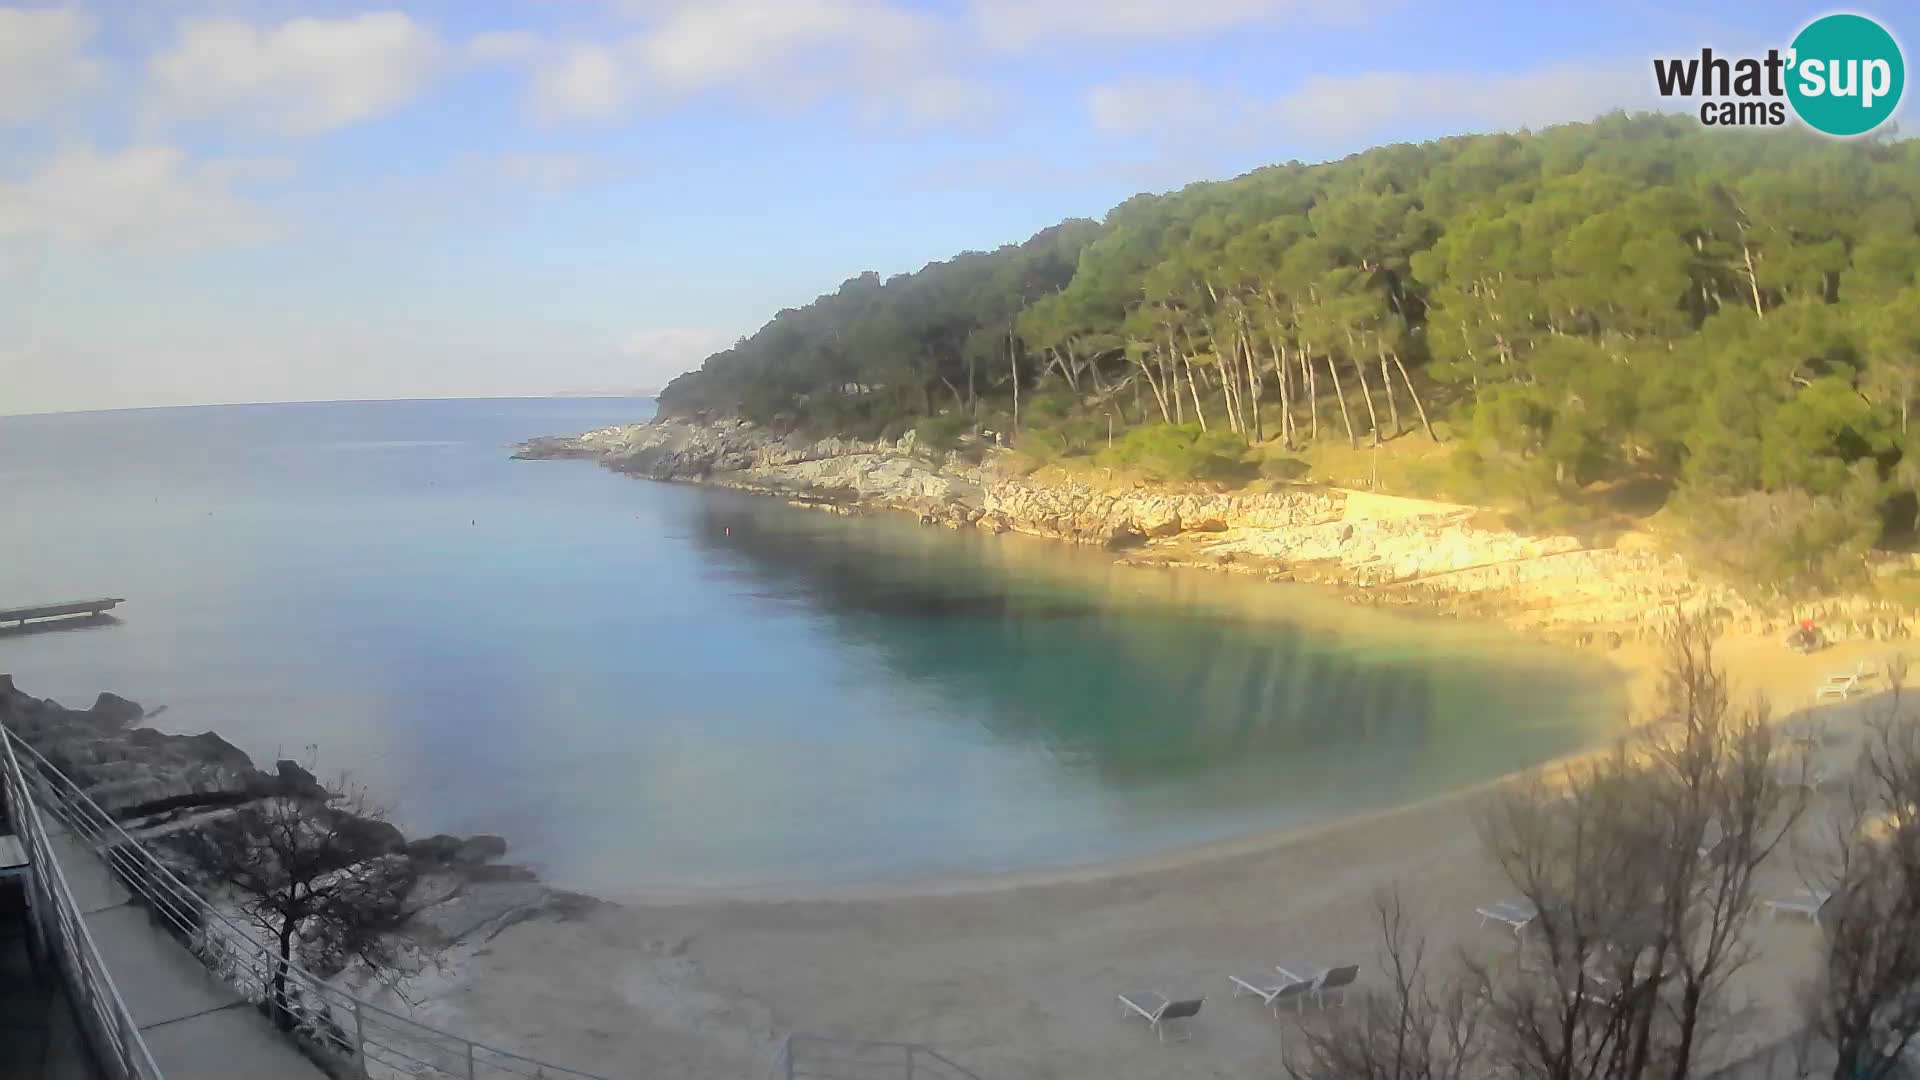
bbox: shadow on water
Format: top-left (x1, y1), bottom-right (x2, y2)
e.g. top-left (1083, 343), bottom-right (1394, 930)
top-left (688, 500), bottom-right (1615, 789)
top-left (0, 613), bottom-right (122, 640)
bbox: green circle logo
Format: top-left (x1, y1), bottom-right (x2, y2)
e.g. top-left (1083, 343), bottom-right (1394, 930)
top-left (1787, 14), bottom-right (1905, 136)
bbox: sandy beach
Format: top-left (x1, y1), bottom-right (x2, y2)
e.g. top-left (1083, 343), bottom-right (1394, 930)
top-left (356, 631), bottom-right (1905, 1080)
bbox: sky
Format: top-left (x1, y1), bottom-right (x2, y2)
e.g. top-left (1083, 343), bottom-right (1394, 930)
top-left (1, 0), bottom-right (1913, 415)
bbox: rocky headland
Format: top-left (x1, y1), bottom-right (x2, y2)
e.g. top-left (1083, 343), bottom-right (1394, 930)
top-left (515, 415), bottom-right (1920, 648)
top-left (0, 675), bottom-right (594, 952)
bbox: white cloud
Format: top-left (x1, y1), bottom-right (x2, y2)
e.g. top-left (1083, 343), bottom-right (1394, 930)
top-left (0, 7), bottom-right (101, 124)
top-left (1088, 59), bottom-right (1668, 147)
top-left (529, 44), bottom-right (629, 120)
top-left (877, 75), bottom-right (1004, 128)
top-left (1087, 78), bottom-right (1228, 136)
top-left (0, 144), bottom-right (275, 266)
top-left (494, 153), bottom-right (596, 191)
top-left (492, 0), bottom-right (997, 127)
top-left (145, 12), bottom-right (443, 136)
top-left (1273, 60), bottom-right (1665, 139)
top-left (467, 29), bottom-right (542, 64)
top-left (972, 0), bottom-right (1370, 50)
top-left (636, 0), bottom-right (931, 92)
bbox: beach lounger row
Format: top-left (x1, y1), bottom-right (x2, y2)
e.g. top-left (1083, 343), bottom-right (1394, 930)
top-left (1122, 963), bottom-right (1361, 1042)
top-left (1229, 964), bottom-right (1358, 1015)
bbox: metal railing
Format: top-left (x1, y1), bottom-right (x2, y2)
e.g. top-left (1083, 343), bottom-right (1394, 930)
top-left (769, 1035), bottom-right (983, 1080)
top-left (0, 720), bottom-right (165, 1080)
top-left (1, 724), bottom-right (616, 1080)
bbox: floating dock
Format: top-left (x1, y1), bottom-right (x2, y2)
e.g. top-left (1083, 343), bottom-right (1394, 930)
top-left (0, 598), bottom-right (125, 627)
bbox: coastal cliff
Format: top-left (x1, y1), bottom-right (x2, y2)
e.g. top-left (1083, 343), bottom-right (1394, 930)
top-left (515, 417), bottom-right (1918, 646)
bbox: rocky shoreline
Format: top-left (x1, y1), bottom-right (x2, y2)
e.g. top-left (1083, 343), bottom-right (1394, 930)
top-left (514, 415), bottom-right (1920, 649)
top-left (0, 675), bottom-right (595, 953)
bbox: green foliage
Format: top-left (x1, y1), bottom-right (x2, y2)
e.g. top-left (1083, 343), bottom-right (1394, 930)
top-left (911, 412), bottom-right (972, 455)
top-left (1097, 423), bottom-right (1251, 483)
top-left (1671, 466), bottom-right (1885, 592)
top-left (1260, 454), bottom-right (1311, 482)
top-left (652, 114), bottom-right (1920, 591)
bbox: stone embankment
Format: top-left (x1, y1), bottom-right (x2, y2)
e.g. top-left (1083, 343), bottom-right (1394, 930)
top-left (515, 416), bottom-right (1916, 647)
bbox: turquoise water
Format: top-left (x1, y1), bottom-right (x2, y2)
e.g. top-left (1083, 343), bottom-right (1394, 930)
top-left (0, 398), bottom-right (1619, 891)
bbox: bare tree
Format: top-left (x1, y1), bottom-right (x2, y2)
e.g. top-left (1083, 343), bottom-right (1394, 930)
top-left (179, 781), bottom-right (413, 1031)
top-left (1298, 615), bottom-right (1808, 1080)
top-left (1806, 661), bottom-right (1920, 1080)
top-left (1288, 892), bottom-right (1488, 1080)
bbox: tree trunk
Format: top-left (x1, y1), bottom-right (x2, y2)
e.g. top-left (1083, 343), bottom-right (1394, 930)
top-left (1739, 226), bottom-right (1765, 318)
top-left (1671, 983), bottom-right (1705, 1080)
top-left (1163, 334), bottom-right (1182, 424)
top-left (1272, 340), bottom-right (1294, 450)
top-left (1215, 348), bottom-right (1241, 435)
top-left (1241, 329), bottom-right (1264, 443)
top-left (1390, 349), bottom-right (1437, 442)
top-left (1345, 329), bottom-right (1383, 446)
top-left (1133, 352), bottom-right (1172, 423)
top-left (1007, 325), bottom-right (1019, 434)
top-left (1302, 342), bottom-right (1319, 440)
top-left (1182, 351), bottom-right (1208, 431)
top-left (1377, 341), bottom-right (1401, 437)
top-left (273, 918), bottom-right (297, 1031)
top-left (967, 349), bottom-right (976, 417)
top-left (1324, 351), bottom-right (1356, 448)
top-left (1051, 347), bottom-right (1079, 393)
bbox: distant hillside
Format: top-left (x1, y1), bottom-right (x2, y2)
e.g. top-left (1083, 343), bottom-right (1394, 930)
top-left (550, 388), bottom-right (658, 399)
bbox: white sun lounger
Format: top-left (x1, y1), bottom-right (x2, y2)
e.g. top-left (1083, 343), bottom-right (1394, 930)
top-left (1275, 964), bottom-right (1359, 1008)
top-left (1228, 974), bottom-right (1312, 1016)
top-left (1816, 674), bottom-right (1860, 700)
top-left (1476, 899), bottom-right (1538, 937)
top-left (1118, 991), bottom-right (1203, 1043)
top-left (1766, 888), bottom-right (1832, 925)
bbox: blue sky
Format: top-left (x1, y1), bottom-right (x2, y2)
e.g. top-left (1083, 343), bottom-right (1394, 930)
top-left (2, 0), bottom-right (1912, 414)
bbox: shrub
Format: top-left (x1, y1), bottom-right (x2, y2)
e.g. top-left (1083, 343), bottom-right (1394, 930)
top-left (1097, 423), bottom-right (1250, 482)
top-left (1669, 472), bottom-right (1883, 593)
top-left (1260, 455), bottom-right (1311, 482)
top-left (911, 412), bottom-right (972, 454)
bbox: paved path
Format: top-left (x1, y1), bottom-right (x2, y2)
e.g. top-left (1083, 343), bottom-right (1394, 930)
top-left (47, 826), bottom-right (326, 1080)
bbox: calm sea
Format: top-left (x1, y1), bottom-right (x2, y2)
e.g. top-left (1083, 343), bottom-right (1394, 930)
top-left (0, 398), bottom-right (1619, 891)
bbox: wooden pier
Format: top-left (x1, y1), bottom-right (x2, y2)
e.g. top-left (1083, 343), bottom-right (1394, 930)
top-left (0, 598), bottom-right (125, 628)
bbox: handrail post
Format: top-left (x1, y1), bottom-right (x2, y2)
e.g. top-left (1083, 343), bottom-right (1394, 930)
top-left (353, 1002), bottom-right (368, 1078)
top-left (468, 1038), bottom-right (478, 1080)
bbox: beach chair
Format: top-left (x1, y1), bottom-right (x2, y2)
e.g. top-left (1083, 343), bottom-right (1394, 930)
top-left (1476, 899), bottom-right (1538, 937)
top-left (1118, 991), bottom-right (1203, 1043)
top-left (1816, 673), bottom-right (1860, 700)
top-left (1696, 818), bottom-right (1727, 860)
top-left (1276, 964), bottom-right (1360, 1008)
top-left (1228, 974), bottom-right (1312, 1017)
top-left (1766, 888), bottom-right (1832, 925)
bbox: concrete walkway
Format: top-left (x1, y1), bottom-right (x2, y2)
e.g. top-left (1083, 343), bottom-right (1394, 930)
top-left (47, 826), bottom-right (326, 1080)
